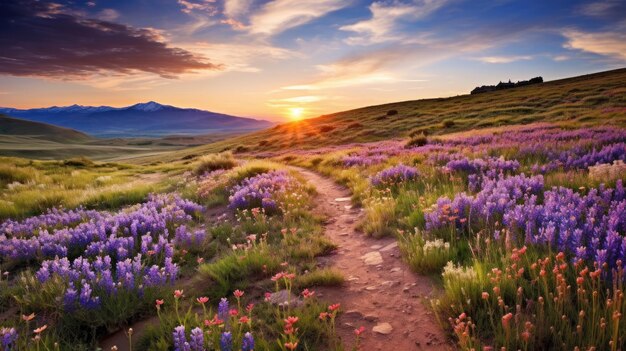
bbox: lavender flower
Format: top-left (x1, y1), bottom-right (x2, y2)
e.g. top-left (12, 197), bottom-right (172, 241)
top-left (189, 327), bottom-right (204, 351)
top-left (220, 332), bottom-right (233, 351)
top-left (1, 327), bottom-right (18, 351)
top-left (370, 164), bottom-right (419, 186)
top-left (0, 193), bottom-right (203, 314)
top-left (173, 325), bottom-right (190, 351)
top-left (218, 298), bottom-right (230, 322)
top-left (228, 171), bottom-right (295, 213)
top-left (242, 332), bottom-right (255, 351)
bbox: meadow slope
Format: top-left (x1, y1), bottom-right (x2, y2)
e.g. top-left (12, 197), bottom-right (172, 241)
top-left (156, 68), bottom-right (626, 163)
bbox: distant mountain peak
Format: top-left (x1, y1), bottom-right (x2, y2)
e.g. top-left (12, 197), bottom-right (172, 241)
top-left (129, 101), bottom-right (168, 112)
top-left (0, 101), bottom-right (273, 137)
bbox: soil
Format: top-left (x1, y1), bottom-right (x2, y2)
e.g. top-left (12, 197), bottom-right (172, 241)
top-left (292, 167), bottom-right (451, 351)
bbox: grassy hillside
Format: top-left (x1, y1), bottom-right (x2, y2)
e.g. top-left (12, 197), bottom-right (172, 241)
top-left (0, 115), bottom-right (236, 160)
top-left (0, 114), bottom-right (93, 143)
top-left (160, 68), bottom-right (626, 161)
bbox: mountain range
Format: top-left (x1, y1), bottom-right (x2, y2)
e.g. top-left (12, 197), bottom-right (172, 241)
top-left (0, 101), bottom-right (273, 137)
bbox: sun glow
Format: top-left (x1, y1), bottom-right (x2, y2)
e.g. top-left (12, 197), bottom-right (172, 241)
top-left (288, 107), bottom-right (305, 121)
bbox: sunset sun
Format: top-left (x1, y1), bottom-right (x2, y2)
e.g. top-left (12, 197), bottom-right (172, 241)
top-left (288, 107), bottom-right (304, 121)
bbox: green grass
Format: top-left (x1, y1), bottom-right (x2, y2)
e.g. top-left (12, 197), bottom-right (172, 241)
top-left (0, 157), bottom-right (173, 220)
top-left (294, 268), bottom-right (345, 289)
top-left (193, 151), bottom-right (237, 175)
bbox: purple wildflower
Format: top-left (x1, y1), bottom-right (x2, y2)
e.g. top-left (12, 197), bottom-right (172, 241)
top-left (370, 164), bottom-right (419, 186)
top-left (242, 332), bottom-right (254, 351)
top-left (220, 332), bottom-right (233, 351)
top-left (189, 327), bottom-right (204, 351)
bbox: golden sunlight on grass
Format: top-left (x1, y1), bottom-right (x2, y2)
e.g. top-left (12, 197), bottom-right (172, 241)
top-left (288, 107), bottom-right (304, 121)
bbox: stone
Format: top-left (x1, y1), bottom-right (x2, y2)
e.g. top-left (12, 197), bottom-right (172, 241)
top-left (344, 310), bottom-right (364, 319)
top-left (372, 322), bottom-right (393, 335)
top-left (364, 314), bottom-right (379, 322)
top-left (370, 244), bottom-right (383, 250)
top-left (335, 197), bottom-right (351, 202)
top-left (268, 290), bottom-right (303, 307)
top-left (365, 286), bottom-right (377, 291)
top-left (390, 267), bottom-right (402, 273)
top-left (361, 251), bottom-right (383, 265)
top-left (380, 242), bottom-right (398, 252)
top-left (381, 280), bottom-right (400, 288)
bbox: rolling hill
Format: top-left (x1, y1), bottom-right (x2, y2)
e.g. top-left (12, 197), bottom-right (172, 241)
top-left (0, 101), bottom-right (273, 137)
top-left (0, 115), bottom-right (185, 160)
top-left (161, 68), bottom-right (626, 161)
top-left (0, 114), bottom-right (93, 143)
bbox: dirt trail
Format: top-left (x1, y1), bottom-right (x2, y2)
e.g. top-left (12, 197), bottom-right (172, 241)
top-left (100, 168), bottom-right (450, 350)
top-left (293, 167), bottom-right (451, 351)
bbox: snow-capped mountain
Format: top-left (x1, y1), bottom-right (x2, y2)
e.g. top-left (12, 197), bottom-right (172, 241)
top-left (128, 101), bottom-right (167, 112)
top-left (0, 102), bottom-right (273, 137)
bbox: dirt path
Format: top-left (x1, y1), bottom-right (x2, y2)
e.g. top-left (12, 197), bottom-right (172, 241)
top-left (292, 167), bottom-right (451, 351)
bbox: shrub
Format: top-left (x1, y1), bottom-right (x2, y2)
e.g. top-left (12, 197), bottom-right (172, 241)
top-left (386, 109), bottom-right (398, 116)
top-left (63, 157), bottom-right (94, 167)
top-left (409, 128), bottom-right (430, 137)
top-left (194, 152), bottom-right (237, 175)
top-left (181, 154), bottom-right (197, 161)
top-left (442, 120), bottom-right (455, 128)
top-left (319, 125), bottom-right (335, 133)
top-left (234, 145), bottom-right (250, 153)
top-left (346, 122), bottom-right (363, 129)
top-left (310, 157), bottom-right (323, 166)
top-left (405, 134), bottom-right (428, 148)
top-left (398, 229), bottom-right (452, 274)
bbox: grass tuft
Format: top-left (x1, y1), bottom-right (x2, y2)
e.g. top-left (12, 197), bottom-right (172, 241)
top-left (193, 152), bottom-right (237, 175)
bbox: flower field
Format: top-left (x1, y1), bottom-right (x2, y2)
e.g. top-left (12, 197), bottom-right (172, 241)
top-left (281, 123), bottom-right (626, 350)
top-left (0, 160), bottom-right (347, 350)
top-left (1, 122), bottom-right (625, 350)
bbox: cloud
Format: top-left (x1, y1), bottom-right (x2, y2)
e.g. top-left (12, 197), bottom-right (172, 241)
top-left (178, 0), bottom-right (218, 15)
top-left (552, 55), bottom-right (570, 62)
top-left (185, 42), bottom-right (297, 73)
top-left (281, 46), bottom-right (434, 90)
top-left (340, 0), bottom-right (450, 45)
top-left (224, 0), bottom-right (253, 18)
top-left (578, 0), bottom-right (626, 18)
top-left (0, 0), bottom-right (221, 79)
top-left (97, 8), bottom-right (120, 21)
top-left (279, 22), bottom-right (537, 92)
top-left (271, 95), bottom-right (325, 103)
top-left (248, 0), bottom-right (346, 36)
top-left (475, 55), bottom-right (534, 64)
top-left (563, 29), bottom-right (626, 61)
top-left (221, 18), bottom-right (246, 30)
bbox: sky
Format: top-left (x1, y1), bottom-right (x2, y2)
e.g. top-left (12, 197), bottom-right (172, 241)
top-left (1, 0), bottom-right (625, 122)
